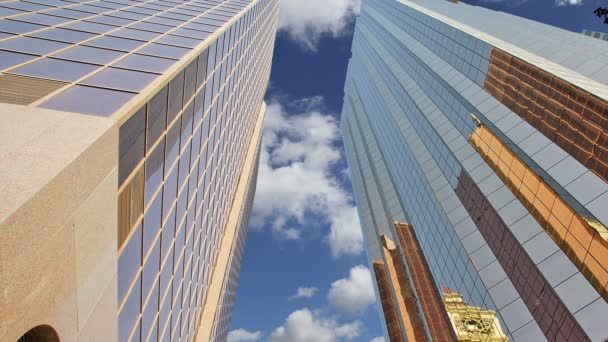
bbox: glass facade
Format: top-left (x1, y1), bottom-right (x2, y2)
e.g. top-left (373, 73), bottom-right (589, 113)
top-left (341, 0), bottom-right (608, 341)
top-left (1, 0), bottom-right (277, 340)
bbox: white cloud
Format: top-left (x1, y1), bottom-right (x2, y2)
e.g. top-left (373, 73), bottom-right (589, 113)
top-left (227, 329), bottom-right (262, 342)
top-left (269, 308), bottom-right (362, 342)
top-left (252, 97), bottom-right (363, 258)
top-left (370, 337), bottom-right (385, 342)
top-left (555, 0), bottom-right (582, 5)
top-left (290, 286), bottom-right (319, 300)
top-left (278, 0), bottom-right (361, 51)
top-left (328, 265), bottom-right (376, 315)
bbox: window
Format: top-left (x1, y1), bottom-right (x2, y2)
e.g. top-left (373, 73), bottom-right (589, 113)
top-left (118, 167), bottom-right (144, 250)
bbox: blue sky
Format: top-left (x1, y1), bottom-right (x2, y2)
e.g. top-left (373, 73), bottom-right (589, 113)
top-left (227, 1), bottom-right (604, 341)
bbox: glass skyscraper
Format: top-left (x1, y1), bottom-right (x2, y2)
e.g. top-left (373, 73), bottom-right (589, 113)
top-left (341, 0), bottom-right (608, 341)
top-left (0, 0), bottom-right (277, 341)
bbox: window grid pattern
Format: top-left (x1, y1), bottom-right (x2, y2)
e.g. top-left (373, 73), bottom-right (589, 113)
top-left (116, 0), bottom-right (277, 340)
top-left (367, 0), bottom-right (492, 87)
top-left (470, 124), bottom-right (608, 302)
top-left (210, 144), bottom-right (259, 341)
top-left (0, 0), bottom-right (256, 116)
top-left (343, 67), bottom-right (507, 335)
top-left (456, 171), bottom-right (588, 341)
top-left (363, 1), bottom-right (477, 139)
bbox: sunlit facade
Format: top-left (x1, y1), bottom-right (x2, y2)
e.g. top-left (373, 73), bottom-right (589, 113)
top-left (0, 0), bottom-right (277, 340)
top-left (341, 0), bottom-right (608, 341)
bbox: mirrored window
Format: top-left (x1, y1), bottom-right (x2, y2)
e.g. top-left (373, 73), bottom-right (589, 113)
top-left (64, 21), bottom-right (116, 34)
top-left (155, 34), bottom-right (200, 48)
top-left (147, 85), bottom-right (168, 151)
top-left (0, 50), bottom-right (36, 71)
top-left (11, 13), bottom-right (71, 25)
top-left (10, 58), bottom-right (99, 82)
top-left (110, 27), bottom-right (162, 41)
top-left (82, 67), bottom-right (158, 92)
top-left (113, 54), bottom-right (175, 74)
top-left (85, 35), bottom-right (146, 52)
top-left (87, 15), bottom-right (133, 26)
top-left (138, 43), bottom-right (190, 60)
top-left (44, 8), bottom-right (92, 19)
top-left (53, 45), bottom-right (125, 65)
top-left (119, 105), bottom-right (146, 185)
top-left (41, 85), bottom-right (135, 117)
top-left (0, 19), bottom-right (46, 34)
top-left (30, 28), bottom-right (96, 43)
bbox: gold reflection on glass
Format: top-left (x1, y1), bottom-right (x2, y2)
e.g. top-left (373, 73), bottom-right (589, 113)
top-left (469, 123), bottom-right (608, 301)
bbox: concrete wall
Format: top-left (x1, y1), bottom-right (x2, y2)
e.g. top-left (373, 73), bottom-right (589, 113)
top-left (0, 104), bottom-right (119, 342)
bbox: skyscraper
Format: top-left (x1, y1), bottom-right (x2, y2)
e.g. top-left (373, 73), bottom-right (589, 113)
top-left (0, 0), bottom-right (277, 340)
top-left (341, 0), bottom-right (608, 341)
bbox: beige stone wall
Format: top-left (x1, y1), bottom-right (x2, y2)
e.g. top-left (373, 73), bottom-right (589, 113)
top-left (0, 104), bottom-right (119, 342)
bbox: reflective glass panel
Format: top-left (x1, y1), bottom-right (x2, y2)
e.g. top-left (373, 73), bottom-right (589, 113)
top-left (11, 13), bottom-right (71, 25)
top-left (119, 105), bottom-right (146, 185)
top-left (85, 35), bottom-right (145, 52)
top-left (147, 85), bottom-right (168, 151)
top-left (44, 8), bottom-right (91, 19)
top-left (0, 50), bottom-right (36, 71)
top-left (113, 54), bottom-right (175, 74)
top-left (110, 27), bottom-right (162, 41)
top-left (63, 21), bottom-right (116, 34)
top-left (145, 137), bottom-right (165, 206)
top-left (137, 43), bottom-right (189, 60)
top-left (155, 34), bottom-right (200, 48)
top-left (10, 58), bottom-right (98, 82)
top-left (87, 15), bottom-right (133, 26)
top-left (53, 45), bottom-right (125, 65)
top-left (30, 28), bottom-right (96, 43)
top-left (82, 67), bottom-right (158, 92)
top-left (0, 19), bottom-right (46, 34)
top-left (41, 85), bottom-right (135, 117)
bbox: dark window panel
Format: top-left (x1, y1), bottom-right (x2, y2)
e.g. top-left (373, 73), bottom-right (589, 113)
top-left (10, 57), bottom-right (99, 82)
top-left (182, 22), bottom-right (215, 33)
top-left (30, 28), bottom-right (96, 44)
top-left (184, 59), bottom-right (197, 103)
top-left (64, 21), bottom-right (116, 34)
top-left (0, 50), bottom-right (36, 71)
top-left (81, 67), bottom-right (158, 92)
top-left (155, 34), bottom-right (200, 49)
top-left (53, 45), bottom-right (125, 65)
top-left (145, 136), bottom-right (165, 206)
top-left (41, 85), bottom-right (135, 116)
top-left (138, 43), bottom-right (190, 60)
top-left (147, 85), bottom-right (168, 151)
top-left (110, 27), bottom-right (162, 41)
top-left (85, 35), bottom-right (146, 52)
top-left (119, 105), bottom-right (146, 186)
top-left (167, 70), bottom-right (185, 124)
top-left (113, 54), bottom-right (175, 74)
top-left (163, 166), bottom-right (178, 221)
top-left (0, 19), bottom-right (46, 34)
